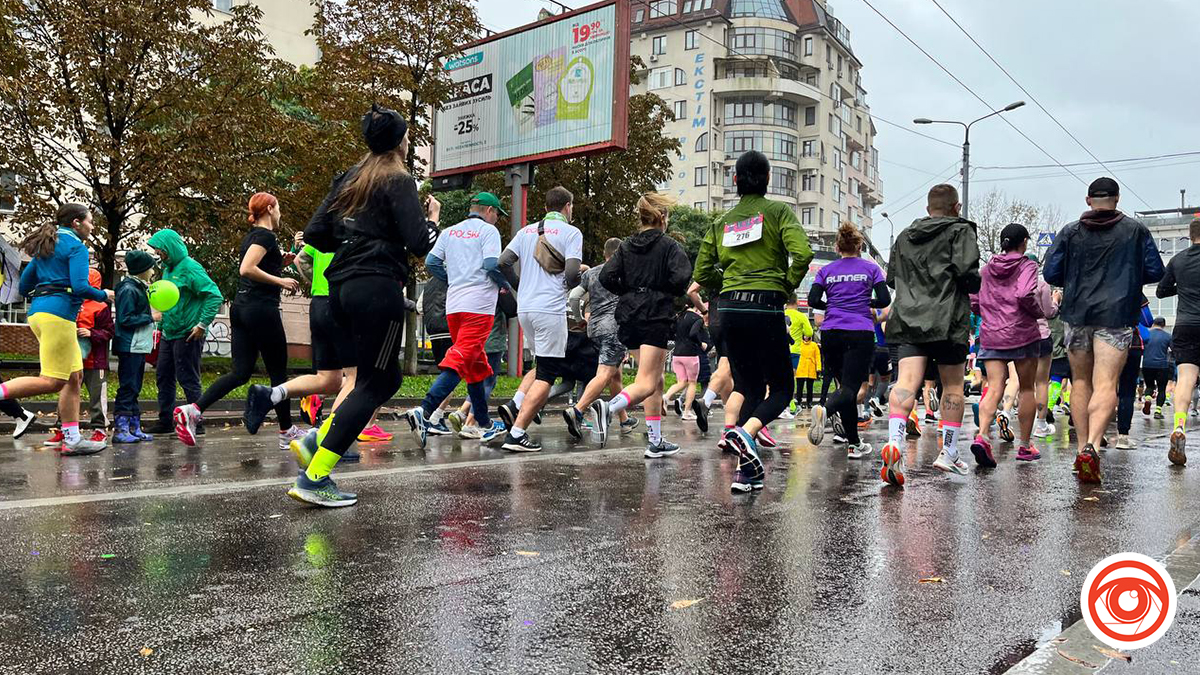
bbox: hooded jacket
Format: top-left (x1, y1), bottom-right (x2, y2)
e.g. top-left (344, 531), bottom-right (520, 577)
top-left (1043, 210), bottom-right (1164, 328)
top-left (970, 251), bottom-right (1052, 350)
top-left (113, 274), bottom-right (155, 354)
top-left (304, 170), bottom-right (437, 286)
top-left (18, 227), bottom-right (107, 321)
top-left (693, 194), bottom-right (813, 295)
top-left (78, 269), bottom-right (113, 369)
top-left (147, 229), bottom-right (224, 341)
top-left (599, 228), bottom-right (692, 326)
top-left (885, 216), bottom-right (981, 345)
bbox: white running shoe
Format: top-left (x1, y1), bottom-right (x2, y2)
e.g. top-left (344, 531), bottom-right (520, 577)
top-left (278, 425), bottom-right (308, 450)
top-left (933, 449), bottom-right (969, 475)
top-left (458, 425), bottom-right (483, 439)
top-left (777, 409), bottom-right (795, 420)
top-left (808, 405), bottom-right (826, 445)
top-left (1033, 419), bottom-right (1055, 437)
top-left (846, 442), bottom-right (872, 459)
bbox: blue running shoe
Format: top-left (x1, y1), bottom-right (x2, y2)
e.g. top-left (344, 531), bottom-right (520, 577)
top-left (244, 384), bottom-right (274, 436)
top-left (290, 428), bottom-right (319, 468)
top-left (287, 471), bottom-right (357, 507)
top-left (480, 420), bottom-right (506, 444)
top-left (406, 407), bottom-right (429, 448)
top-left (725, 427), bottom-right (765, 492)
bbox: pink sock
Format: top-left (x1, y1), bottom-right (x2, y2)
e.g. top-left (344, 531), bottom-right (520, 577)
top-left (0, 383), bottom-right (8, 400)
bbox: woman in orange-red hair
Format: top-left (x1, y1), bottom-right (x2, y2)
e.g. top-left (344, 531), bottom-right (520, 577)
top-left (172, 192), bottom-right (305, 450)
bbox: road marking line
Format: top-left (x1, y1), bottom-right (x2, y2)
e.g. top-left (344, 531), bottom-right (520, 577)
top-left (1004, 529), bottom-right (1200, 673)
top-left (0, 447), bottom-right (634, 511)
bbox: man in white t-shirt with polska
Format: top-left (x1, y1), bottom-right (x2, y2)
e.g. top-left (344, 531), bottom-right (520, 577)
top-left (407, 192), bottom-right (509, 445)
top-left (496, 186), bottom-right (585, 451)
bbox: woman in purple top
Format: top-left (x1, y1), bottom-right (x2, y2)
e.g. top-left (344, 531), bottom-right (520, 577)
top-left (806, 223), bottom-right (890, 458)
top-left (968, 223), bottom-right (1053, 465)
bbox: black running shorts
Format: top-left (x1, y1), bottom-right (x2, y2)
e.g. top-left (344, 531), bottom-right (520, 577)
top-left (1172, 324), bottom-right (1200, 366)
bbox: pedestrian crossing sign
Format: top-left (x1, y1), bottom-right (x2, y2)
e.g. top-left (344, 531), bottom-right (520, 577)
top-left (1036, 232), bottom-right (1055, 247)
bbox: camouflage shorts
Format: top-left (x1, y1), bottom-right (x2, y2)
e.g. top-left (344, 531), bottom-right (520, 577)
top-left (1064, 324), bottom-right (1133, 353)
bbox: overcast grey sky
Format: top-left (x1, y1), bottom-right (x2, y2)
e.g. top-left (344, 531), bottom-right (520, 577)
top-left (474, 0), bottom-right (1200, 249)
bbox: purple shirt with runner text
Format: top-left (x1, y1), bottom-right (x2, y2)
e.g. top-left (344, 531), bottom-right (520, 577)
top-left (815, 256), bottom-right (884, 332)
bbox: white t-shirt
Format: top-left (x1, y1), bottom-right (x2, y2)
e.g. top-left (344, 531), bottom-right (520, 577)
top-left (430, 215), bottom-right (502, 315)
top-left (504, 214), bottom-right (584, 314)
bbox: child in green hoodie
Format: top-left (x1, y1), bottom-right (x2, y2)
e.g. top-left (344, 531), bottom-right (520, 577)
top-left (145, 229), bottom-right (223, 435)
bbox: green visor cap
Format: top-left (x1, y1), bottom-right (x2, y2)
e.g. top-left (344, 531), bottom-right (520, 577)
top-left (470, 192), bottom-right (508, 216)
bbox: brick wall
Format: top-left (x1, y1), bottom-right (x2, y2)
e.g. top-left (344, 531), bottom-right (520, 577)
top-left (0, 323), bottom-right (38, 355)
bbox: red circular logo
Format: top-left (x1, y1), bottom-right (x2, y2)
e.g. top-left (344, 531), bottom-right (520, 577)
top-left (1081, 553), bottom-right (1176, 650)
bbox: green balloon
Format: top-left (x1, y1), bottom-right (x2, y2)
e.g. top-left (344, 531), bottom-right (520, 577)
top-left (147, 280), bottom-right (180, 312)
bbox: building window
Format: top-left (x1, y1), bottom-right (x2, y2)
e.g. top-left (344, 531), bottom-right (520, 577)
top-left (833, 180), bottom-right (842, 204)
top-left (805, 106), bottom-right (816, 126)
top-left (212, 0), bottom-right (233, 12)
top-left (804, 71), bottom-right (818, 86)
top-left (830, 210), bottom-right (840, 229)
top-left (730, 0), bottom-right (787, 20)
top-left (802, 207), bottom-right (814, 225)
top-left (674, 67), bottom-right (686, 85)
top-left (650, 1), bottom-right (677, 18)
top-left (652, 36), bottom-right (666, 55)
top-left (850, 150), bottom-right (861, 170)
top-left (820, 174), bottom-right (825, 194)
top-left (804, 36), bottom-right (813, 56)
top-left (695, 133), bottom-right (708, 152)
top-left (727, 27), bottom-right (796, 59)
top-left (801, 171), bottom-right (815, 192)
top-left (695, 167), bottom-right (708, 186)
top-left (724, 129), bottom-right (797, 161)
top-left (769, 167), bottom-right (796, 197)
top-left (0, 170), bottom-right (15, 213)
top-left (648, 67), bottom-right (672, 90)
top-left (693, 201), bottom-right (707, 210)
top-left (635, 9), bottom-right (645, 22)
top-left (802, 139), bottom-right (815, 157)
top-left (685, 30), bottom-right (698, 50)
top-left (673, 100), bottom-right (687, 120)
top-left (856, 115), bottom-right (862, 132)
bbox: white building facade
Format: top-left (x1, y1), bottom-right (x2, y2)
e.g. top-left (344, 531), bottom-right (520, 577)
top-left (629, 0), bottom-right (883, 244)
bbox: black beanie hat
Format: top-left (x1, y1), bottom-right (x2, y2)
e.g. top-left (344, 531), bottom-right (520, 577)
top-left (125, 250), bottom-right (155, 276)
top-left (361, 104), bottom-right (408, 155)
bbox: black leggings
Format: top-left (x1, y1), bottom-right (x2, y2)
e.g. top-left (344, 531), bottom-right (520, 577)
top-left (1143, 366), bottom-right (1171, 407)
top-left (1117, 349), bottom-right (1143, 434)
top-left (820, 329), bottom-right (875, 445)
top-left (320, 276), bottom-right (407, 456)
top-left (196, 301), bottom-right (292, 430)
top-left (721, 301), bottom-right (793, 427)
top-left (797, 378), bottom-right (815, 406)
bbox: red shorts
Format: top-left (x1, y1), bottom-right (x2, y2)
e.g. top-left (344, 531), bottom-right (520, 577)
top-left (441, 312), bottom-right (495, 384)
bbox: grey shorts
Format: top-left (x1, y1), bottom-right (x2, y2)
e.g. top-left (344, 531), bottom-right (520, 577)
top-left (519, 312), bottom-right (568, 358)
top-left (1065, 324), bottom-right (1133, 353)
top-left (592, 332), bottom-right (626, 368)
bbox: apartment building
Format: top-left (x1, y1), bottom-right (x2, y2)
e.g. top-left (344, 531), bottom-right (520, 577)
top-left (1136, 207), bottom-right (1200, 327)
top-left (629, 0), bottom-right (883, 245)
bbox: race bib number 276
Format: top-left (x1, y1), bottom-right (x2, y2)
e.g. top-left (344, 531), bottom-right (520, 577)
top-left (723, 214), bottom-right (764, 248)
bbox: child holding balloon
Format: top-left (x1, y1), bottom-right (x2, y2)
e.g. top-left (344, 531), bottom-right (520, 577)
top-left (112, 251), bottom-right (158, 443)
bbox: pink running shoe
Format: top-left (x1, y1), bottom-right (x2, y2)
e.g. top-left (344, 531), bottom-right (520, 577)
top-left (174, 404), bottom-right (200, 446)
top-left (756, 426), bottom-right (778, 448)
top-left (357, 424), bottom-right (393, 442)
top-left (1015, 445), bottom-right (1041, 461)
top-left (970, 435), bottom-right (997, 468)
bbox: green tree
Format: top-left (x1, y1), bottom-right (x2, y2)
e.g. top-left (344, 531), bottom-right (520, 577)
top-left (0, 0), bottom-right (298, 287)
top-left (668, 204), bottom-right (720, 263)
top-left (526, 58), bottom-right (680, 263)
top-left (306, 0), bottom-right (482, 374)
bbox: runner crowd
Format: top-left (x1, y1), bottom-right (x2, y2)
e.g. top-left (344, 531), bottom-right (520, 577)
top-left (5, 105), bottom-right (1196, 506)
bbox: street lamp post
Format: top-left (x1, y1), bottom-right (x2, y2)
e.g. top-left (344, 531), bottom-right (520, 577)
top-left (881, 211), bottom-right (896, 260)
top-left (913, 101), bottom-right (1025, 219)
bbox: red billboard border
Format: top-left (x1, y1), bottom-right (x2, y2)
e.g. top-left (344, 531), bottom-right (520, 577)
top-left (430, 0), bottom-right (631, 178)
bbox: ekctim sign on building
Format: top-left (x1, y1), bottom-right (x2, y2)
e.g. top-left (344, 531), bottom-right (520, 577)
top-left (432, 0), bottom-right (630, 177)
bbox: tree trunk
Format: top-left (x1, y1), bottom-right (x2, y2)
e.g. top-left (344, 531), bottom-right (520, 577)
top-left (99, 209), bottom-right (121, 288)
top-left (403, 276), bottom-right (419, 375)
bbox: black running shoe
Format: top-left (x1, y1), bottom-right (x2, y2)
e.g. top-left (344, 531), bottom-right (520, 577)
top-left (502, 432), bottom-right (542, 453)
top-left (692, 399), bottom-right (709, 433)
top-left (563, 407), bottom-right (585, 440)
top-left (673, 397), bottom-right (684, 418)
top-left (244, 384), bottom-right (274, 436)
top-left (533, 411), bottom-right (543, 425)
top-left (497, 401), bottom-right (517, 430)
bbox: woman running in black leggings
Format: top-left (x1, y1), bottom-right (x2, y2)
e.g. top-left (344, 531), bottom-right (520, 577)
top-left (806, 223), bottom-right (890, 459)
top-left (174, 192), bottom-right (303, 449)
top-left (288, 104), bottom-right (439, 507)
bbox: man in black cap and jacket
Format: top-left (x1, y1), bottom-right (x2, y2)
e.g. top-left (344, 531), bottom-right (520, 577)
top-left (1044, 176), bottom-right (1164, 483)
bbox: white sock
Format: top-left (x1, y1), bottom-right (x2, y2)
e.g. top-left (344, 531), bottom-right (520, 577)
top-left (647, 417), bottom-right (662, 444)
top-left (62, 424), bottom-right (81, 444)
top-left (511, 426), bottom-right (526, 438)
top-left (270, 385), bottom-right (288, 405)
top-left (608, 391), bottom-right (631, 415)
top-left (703, 389), bottom-right (717, 407)
top-left (942, 423), bottom-right (961, 459)
top-left (513, 391), bottom-right (525, 409)
top-left (888, 416), bottom-right (906, 446)
top-left (430, 408), bottom-right (444, 424)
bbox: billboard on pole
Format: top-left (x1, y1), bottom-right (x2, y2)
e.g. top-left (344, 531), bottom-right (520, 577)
top-left (431, 0), bottom-right (630, 177)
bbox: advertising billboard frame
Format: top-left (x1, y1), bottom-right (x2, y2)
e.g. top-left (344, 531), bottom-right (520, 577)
top-left (430, 0), bottom-right (631, 178)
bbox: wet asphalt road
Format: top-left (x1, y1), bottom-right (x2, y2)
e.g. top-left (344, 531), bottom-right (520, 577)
top-left (0, 406), bottom-right (1198, 674)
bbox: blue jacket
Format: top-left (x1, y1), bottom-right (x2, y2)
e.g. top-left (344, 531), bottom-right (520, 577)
top-left (113, 276), bottom-right (155, 353)
top-left (1143, 328), bottom-right (1173, 369)
top-left (1044, 210), bottom-right (1163, 328)
top-left (19, 228), bottom-right (107, 321)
